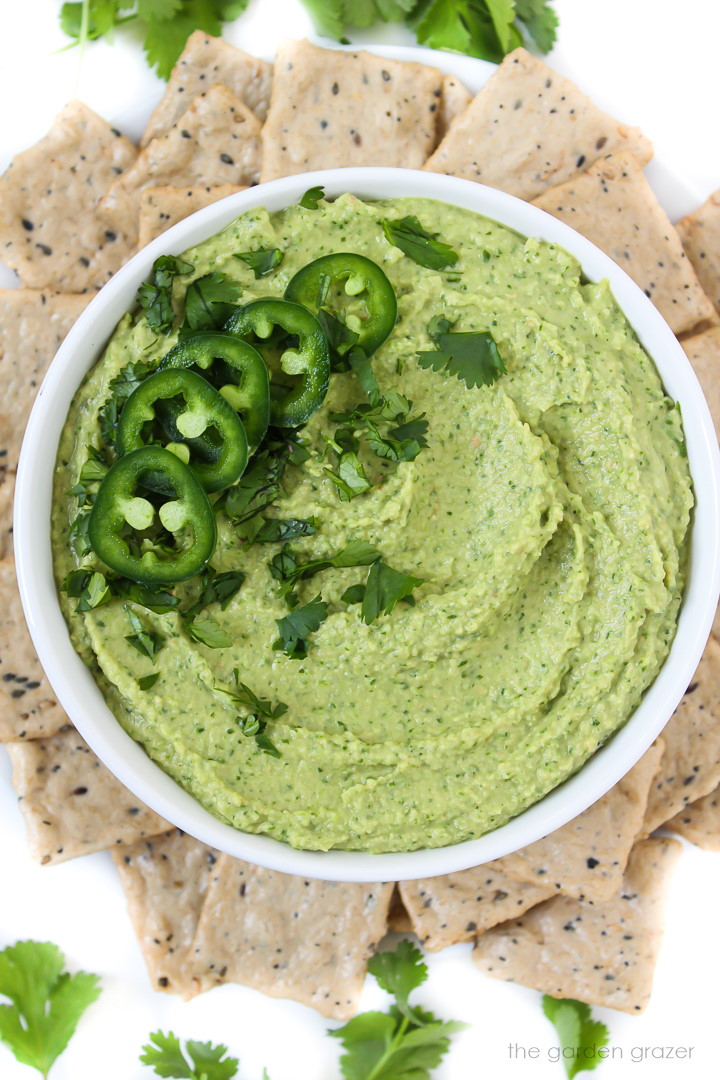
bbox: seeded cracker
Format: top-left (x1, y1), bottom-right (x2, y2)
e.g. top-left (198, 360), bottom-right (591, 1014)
top-left (141, 31), bottom-right (273, 146)
top-left (436, 75), bottom-right (473, 142)
top-left (424, 47), bottom-right (652, 201)
top-left (497, 740), bottom-right (665, 902)
top-left (0, 102), bottom-right (136, 292)
top-left (399, 861), bottom-right (556, 952)
top-left (112, 829), bottom-right (221, 996)
top-left (533, 151), bottom-right (719, 336)
top-left (137, 184), bottom-right (244, 248)
top-left (99, 85), bottom-right (262, 245)
top-left (260, 40), bottom-right (443, 183)
top-left (0, 473), bottom-right (13, 558)
top-left (641, 635), bottom-right (720, 835)
top-left (666, 784), bottom-right (720, 851)
top-left (0, 289), bottom-right (95, 473)
top-left (7, 726), bottom-right (170, 864)
top-left (191, 855), bottom-right (393, 1018)
top-left (473, 837), bottom-right (681, 1014)
top-left (0, 559), bottom-right (70, 742)
top-left (676, 188), bottom-right (720, 316)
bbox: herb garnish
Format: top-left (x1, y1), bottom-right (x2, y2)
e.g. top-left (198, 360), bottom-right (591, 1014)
top-left (382, 216), bottom-right (459, 271)
top-left (324, 451), bottom-right (371, 502)
top-left (234, 248), bottom-right (284, 279)
top-left (542, 996), bottom-right (610, 1078)
top-left (136, 254), bottom-right (194, 333)
top-left (125, 606), bottom-right (166, 660)
top-left (182, 568), bottom-right (246, 620)
top-left (216, 673), bottom-right (287, 757)
top-left (184, 617), bottom-right (232, 649)
top-left (248, 517), bottom-right (316, 544)
top-left (299, 185), bottom-right (325, 210)
top-left (180, 271), bottom-right (242, 336)
top-left (269, 539), bottom-right (381, 603)
top-left (361, 560), bottom-right (424, 624)
top-left (141, 1030), bottom-right (240, 1080)
top-left (274, 595), bottom-right (330, 659)
top-left (317, 308), bottom-right (360, 367)
top-left (418, 317), bottom-right (506, 388)
top-left (0, 939), bottom-right (101, 1080)
top-left (62, 568), bottom-right (112, 612)
top-left (331, 387), bottom-right (429, 466)
top-left (137, 672), bottom-right (161, 690)
top-left (98, 359), bottom-right (155, 452)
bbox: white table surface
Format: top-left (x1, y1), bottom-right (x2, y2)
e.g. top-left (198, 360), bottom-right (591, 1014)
top-left (1, 2), bottom-right (719, 1078)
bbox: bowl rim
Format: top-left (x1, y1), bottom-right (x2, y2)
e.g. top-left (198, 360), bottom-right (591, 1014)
top-left (14, 165), bottom-right (720, 882)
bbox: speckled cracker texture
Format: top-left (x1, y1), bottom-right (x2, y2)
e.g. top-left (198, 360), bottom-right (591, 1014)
top-left (533, 150), bottom-right (719, 336)
top-left (112, 829), bottom-right (221, 997)
top-left (141, 31), bottom-right (273, 146)
top-left (436, 74), bottom-right (473, 143)
top-left (497, 740), bottom-right (665, 902)
top-left (399, 861), bottom-right (556, 952)
top-left (0, 289), bottom-right (95, 474)
top-left (99, 85), bottom-right (262, 244)
top-left (0, 101), bottom-right (136, 292)
top-left (424, 47), bottom-right (652, 201)
top-left (7, 726), bottom-right (170, 864)
top-left (473, 837), bottom-right (682, 1014)
top-left (642, 635), bottom-right (720, 835)
top-left (191, 854), bottom-right (393, 1018)
top-left (0, 473), bottom-right (13, 558)
top-left (260, 39), bottom-right (443, 183)
top-left (137, 183), bottom-right (244, 248)
top-left (666, 783), bottom-right (720, 850)
top-left (677, 188), bottom-right (720, 316)
top-left (0, 558), bottom-right (71, 743)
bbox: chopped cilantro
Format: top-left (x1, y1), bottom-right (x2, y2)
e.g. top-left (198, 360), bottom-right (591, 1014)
top-left (137, 672), bottom-right (161, 690)
top-left (140, 1029), bottom-right (239, 1079)
top-left (62, 569), bottom-right (111, 612)
top-left (274, 595), bottom-right (329, 659)
top-left (299, 185), bottom-right (325, 210)
top-left (269, 539), bottom-right (380, 602)
top-left (542, 996), bottom-right (610, 1078)
top-left (361, 560), bottom-right (424, 624)
top-left (331, 387), bottom-right (428, 469)
top-left (250, 517), bottom-right (317, 544)
top-left (317, 308), bottom-right (360, 366)
top-left (182, 568), bottom-right (246, 621)
top-left (324, 452), bottom-right (371, 502)
top-left (180, 271), bottom-right (242, 336)
top-left (136, 254), bottom-right (194, 333)
top-left (417, 327), bottom-right (506, 388)
top-left (341, 582), bottom-right (366, 605)
top-left (125, 606), bottom-right (166, 660)
top-left (216, 674), bottom-right (286, 757)
top-left (113, 578), bottom-right (181, 615)
top-left (234, 248), bottom-right (284, 279)
top-left (382, 216), bottom-right (458, 271)
top-left (98, 359), bottom-right (155, 452)
top-left (184, 616), bottom-right (232, 649)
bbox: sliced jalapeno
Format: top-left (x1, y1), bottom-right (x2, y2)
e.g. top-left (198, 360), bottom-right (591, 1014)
top-left (159, 331), bottom-right (270, 453)
top-left (117, 368), bottom-right (248, 494)
top-left (224, 299), bottom-right (330, 428)
top-left (88, 446), bottom-right (217, 585)
top-left (284, 252), bottom-right (397, 358)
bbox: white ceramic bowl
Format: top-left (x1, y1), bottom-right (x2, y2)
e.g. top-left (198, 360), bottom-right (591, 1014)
top-left (14, 167), bottom-right (720, 882)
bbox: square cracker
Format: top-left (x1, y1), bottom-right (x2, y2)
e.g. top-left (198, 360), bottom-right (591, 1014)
top-left (436, 74), bottom-right (472, 142)
top-left (676, 189), bottom-right (720, 316)
top-left (191, 854), bottom-right (393, 1018)
top-left (399, 861), bottom-right (556, 953)
top-left (666, 783), bottom-right (720, 851)
top-left (0, 473), bottom-right (13, 558)
top-left (497, 740), bottom-right (664, 903)
top-left (7, 726), bottom-right (170, 864)
top-left (424, 47), bottom-right (652, 201)
top-left (533, 151), bottom-right (718, 336)
top-left (260, 40), bottom-right (443, 183)
top-left (137, 184), bottom-right (244, 248)
top-left (0, 289), bottom-right (95, 473)
top-left (0, 101), bottom-right (136, 292)
top-left (99, 85), bottom-right (262, 244)
top-left (141, 31), bottom-right (273, 146)
top-left (112, 829), bottom-right (221, 997)
top-left (0, 558), bottom-right (70, 743)
top-left (642, 635), bottom-right (720, 835)
top-left (473, 836), bottom-right (682, 1014)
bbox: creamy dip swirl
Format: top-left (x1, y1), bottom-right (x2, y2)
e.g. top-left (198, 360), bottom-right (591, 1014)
top-left (53, 195), bottom-right (693, 853)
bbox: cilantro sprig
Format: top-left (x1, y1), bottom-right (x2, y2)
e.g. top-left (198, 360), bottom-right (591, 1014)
top-left (141, 1030), bottom-right (240, 1079)
top-left (216, 672), bottom-right (287, 757)
top-left (382, 216), bottom-right (459, 271)
top-left (0, 940), bottom-right (101, 1080)
top-left (180, 272), bottom-right (242, 337)
top-left (234, 249), bottom-right (284, 279)
top-left (542, 996), bottom-right (610, 1078)
top-left (136, 254), bottom-right (194, 334)
top-left (274, 595), bottom-right (330, 659)
top-left (417, 316), bottom-right (507, 388)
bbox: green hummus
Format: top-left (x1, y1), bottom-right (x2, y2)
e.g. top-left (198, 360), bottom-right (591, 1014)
top-left (52, 194), bottom-right (693, 853)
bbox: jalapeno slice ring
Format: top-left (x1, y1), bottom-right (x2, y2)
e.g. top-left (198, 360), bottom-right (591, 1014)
top-left (159, 331), bottom-right (270, 453)
top-left (224, 299), bottom-right (330, 428)
top-left (88, 446), bottom-right (217, 585)
top-left (284, 252), bottom-right (397, 358)
top-left (117, 368), bottom-right (248, 494)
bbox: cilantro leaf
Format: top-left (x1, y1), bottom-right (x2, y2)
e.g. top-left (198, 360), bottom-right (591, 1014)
top-left (181, 272), bottom-right (242, 335)
top-left (182, 569), bottom-right (246, 621)
top-left (137, 254), bottom-right (194, 333)
top-left (99, 359), bottom-right (155, 451)
top-left (113, 578), bottom-right (181, 615)
top-left (331, 387), bottom-right (428, 470)
top-left (368, 940), bottom-right (428, 1021)
top-left (341, 583), bottom-right (366, 605)
top-left (417, 330), bottom-right (506, 388)
top-left (382, 216), bottom-right (458, 271)
top-left (234, 248), bottom-right (284, 279)
top-left (137, 672), bottom-right (161, 690)
top-left (269, 540), bottom-right (380, 601)
top-left (0, 940), bottom-right (101, 1079)
top-left (62, 569), bottom-right (112, 612)
top-left (141, 1029), bottom-right (239, 1079)
top-left (250, 517), bottom-right (316, 544)
top-left (324, 452), bottom-right (371, 502)
top-left (413, 0), bottom-right (523, 63)
top-left (219, 675), bottom-right (288, 721)
top-left (318, 308), bottom-right (360, 365)
top-left (515, 0), bottom-right (559, 51)
top-left (299, 185), bottom-right (325, 210)
top-left (274, 595), bottom-right (329, 659)
top-left (125, 606), bottom-right (166, 660)
top-left (184, 616), bottom-right (232, 649)
top-left (361, 561), bottom-right (423, 624)
top-left (542, 997), bottom-right (610, 1078)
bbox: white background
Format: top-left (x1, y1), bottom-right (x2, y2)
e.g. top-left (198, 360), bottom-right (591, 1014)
top-left (1, 2), bottom-right (720, 1078)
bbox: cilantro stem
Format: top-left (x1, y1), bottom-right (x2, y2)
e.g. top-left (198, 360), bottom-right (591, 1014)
top-left (365, 1013), bottom-right (410, 1080)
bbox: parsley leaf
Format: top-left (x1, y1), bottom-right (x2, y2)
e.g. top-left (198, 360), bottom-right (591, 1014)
top-left (181, 271), bottom-right (242, 335)
top-left (417, 329), bottom-right (506, 388)
top-left (137, 254), bottom-right (194, 333)
top-left (0, 940), bottom-right (101, 1079)
top-left (382, 216), bottom-right (458, 271)
top-left (99, 359), bottom-right (155, 452)
top-left (234, 248), bottom-right (284, 279)
top-left (361, 560), bottom-right (424, 624)
top-left (274, 595), bottom-right (329, 659)
top-left (299, 185), bottom-right (325, 210)
top-left (140, 1029), bottom-right (239, 1079)
top-left (125, 606), bottom-right (166, 660)
top-left (184, 616), bottom-right (232, 649)
top-left (542, 997), bottom-right (610, 1078)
